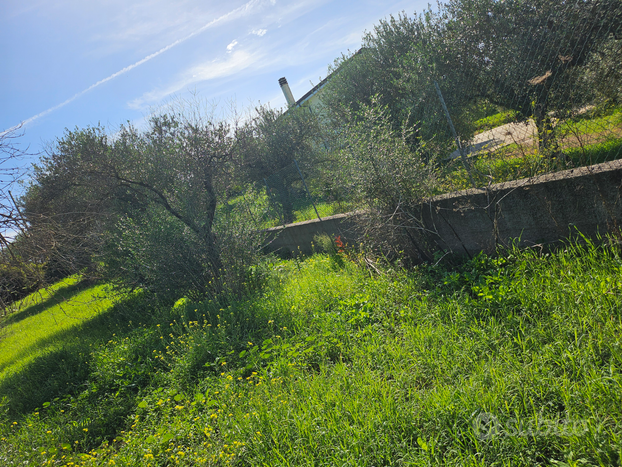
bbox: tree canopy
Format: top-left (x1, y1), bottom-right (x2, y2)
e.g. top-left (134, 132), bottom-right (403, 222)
top-left (323, 0), bottom-right (622, 154)
top-left (235, 105), bottom-right (323, 224)
top-left (21, 111), bottom-right (255, 300)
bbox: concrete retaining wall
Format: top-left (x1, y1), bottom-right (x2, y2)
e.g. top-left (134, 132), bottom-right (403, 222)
top-left (263, 159), bottom-right (622, 258)
top-left (263, 213), bottom-right (357, 256)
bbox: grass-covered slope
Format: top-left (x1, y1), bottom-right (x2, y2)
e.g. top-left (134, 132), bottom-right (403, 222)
top-left (1, 240), bottom-right (621, 466)
top-left (0, 278), bottom-right (114, 381)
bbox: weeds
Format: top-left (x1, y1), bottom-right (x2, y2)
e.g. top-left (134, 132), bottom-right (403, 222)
top-left (1, 240), bottom-right (621, 465)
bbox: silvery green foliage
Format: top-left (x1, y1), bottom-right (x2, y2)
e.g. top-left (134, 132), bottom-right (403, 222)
top-left (335, 97), bottom-right (438, 261)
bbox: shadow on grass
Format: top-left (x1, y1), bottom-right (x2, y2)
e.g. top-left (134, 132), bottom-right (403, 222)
top-left (0, 280), bottom-right (92, 330)
top-left (0, 292), bottom-right (154, 418)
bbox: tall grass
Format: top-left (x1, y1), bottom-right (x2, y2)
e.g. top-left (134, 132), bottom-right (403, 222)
top-left (1, 239), bottom-right (621, 465)
top-left (442, 136), bottom-right (622, 191)
top-left (0, 279), bottom-right (153, 420)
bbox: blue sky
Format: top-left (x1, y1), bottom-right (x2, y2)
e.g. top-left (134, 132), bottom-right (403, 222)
top-left (2, 0), bottom-right (430, 168)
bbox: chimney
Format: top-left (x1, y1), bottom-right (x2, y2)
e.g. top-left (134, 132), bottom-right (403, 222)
top-left (278, 77), bottom-right (296, 107)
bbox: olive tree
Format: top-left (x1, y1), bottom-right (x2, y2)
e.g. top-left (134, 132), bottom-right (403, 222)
top-left (235, 105), bottom-right (323, 224)
top-left (21, 125), bottom-right (118, 281)
top-left (24, 109), bottom-right (261, 300)
top-left (333, 97), bottom-right (438, 262)
top-left (322, 11), bottom-right (473, 155)
top-left (325, 0), bottom-right (622, 157)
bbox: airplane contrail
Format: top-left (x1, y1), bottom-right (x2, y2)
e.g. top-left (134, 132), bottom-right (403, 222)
top-left (2, 0), bottom-right (262, 135)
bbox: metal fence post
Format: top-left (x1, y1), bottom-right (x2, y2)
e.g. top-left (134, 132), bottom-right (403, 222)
top-left (434, 81), bottom-right (476, 188)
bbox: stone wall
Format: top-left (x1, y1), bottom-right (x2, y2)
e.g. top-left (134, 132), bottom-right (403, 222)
top-left (263, 213), bottom-right (357, 256)
top-left (263, 160), bottom-right (622, 258)
top-left (423, 159), bottom-right (622, 257)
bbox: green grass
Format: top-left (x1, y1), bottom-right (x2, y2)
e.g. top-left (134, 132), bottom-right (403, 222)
top-left (1, 238), bottom-right (621, 465)
top-left (260, 199), bottom-right (354, 228)
top-left (0, 278), bottom-right (115, 380)
top-left (474, 110), bottom-right (519, 134)
top-left (220, 188), bottom-right (353, 229)
top-left (441, 136), bottom-right (622, 191)
top-left (564, 137), bottom-right (622, 167)
top-left (0, 280), bottom-right (155, 420)
top-left (441, 106), bottom-right (622, 191)
top-left (559, 107), bottom-right (622, 137)
top-left (292, 200), bottom-right (354, 223)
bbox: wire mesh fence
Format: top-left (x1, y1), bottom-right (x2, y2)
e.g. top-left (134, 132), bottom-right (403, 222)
top-left (421, 0), bottom-right (622, 192)
top-left (316, 0), bottom-right (622, 197)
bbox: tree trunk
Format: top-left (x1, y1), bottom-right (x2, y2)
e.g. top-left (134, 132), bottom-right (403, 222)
top-left (530, 75), bottom-right (561, 158)
top-left (275, 176), bottom-right (294, 225)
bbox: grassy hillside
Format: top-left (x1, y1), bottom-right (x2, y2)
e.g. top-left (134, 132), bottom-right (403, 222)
top-left (1, 239), bottom-right (621, 466)
top-left (0, 278), bottom-right (114, 381)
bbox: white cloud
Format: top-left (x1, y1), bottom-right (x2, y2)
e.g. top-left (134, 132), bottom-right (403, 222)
top-left (90, 0), bottom-right (262, 52)
top-left (227, 40), bottom-right (239, 52)
top-left (7, 0), bottom-right (265, 132)
top-left (124, 0), bottom-right (361, 111)
top-left (128, 49), bottom-right (259, 109)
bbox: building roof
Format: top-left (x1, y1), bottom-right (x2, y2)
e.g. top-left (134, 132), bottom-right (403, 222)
top-left (281, 48), bottom-right (365, 108)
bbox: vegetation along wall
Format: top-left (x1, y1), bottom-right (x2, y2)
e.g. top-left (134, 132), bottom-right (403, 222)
top-left (264, 159), bottom-right (622, 258)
